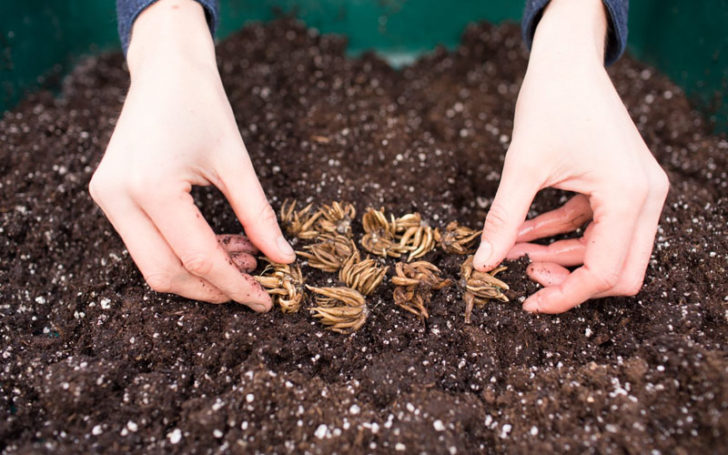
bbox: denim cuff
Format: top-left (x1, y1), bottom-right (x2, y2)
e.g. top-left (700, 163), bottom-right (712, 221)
top-left (521, 0), bottom-right (629, 66)
top-left (116, 0), bottom-right (219, 55)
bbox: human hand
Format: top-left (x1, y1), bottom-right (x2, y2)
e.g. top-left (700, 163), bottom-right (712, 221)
top-left (89, 0), bottom-right (295, 311)
top-left (473, 0), bottom-right (669, 314)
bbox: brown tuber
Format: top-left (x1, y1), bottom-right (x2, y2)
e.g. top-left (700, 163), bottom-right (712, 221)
top-left (360, 208), bottom-right (436, 261)
top-left (339, 252), bottom-right (388, 296)
top-left (254, 262), bottom-right (305, 313)
top-left (317, 201), bottom-right (356, 238)
top-left (460, 255), bottom-right (509, 323)
top-left (434, 221), bottom-right (481, 255)
top-left (307, 286), bottom-right (368, 334)
top-left (298, 233), bottom-right (358, 272)
top-left (391, 261), bottom-right (452, 321)
top-left (280, 199), bottom-right (321, 240)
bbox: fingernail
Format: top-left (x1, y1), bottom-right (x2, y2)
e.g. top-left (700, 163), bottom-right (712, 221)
top-left (253, 301), bottom-right (270, 313)
top-left (523, 297), bottom-right (539, 313)
top-left (473, 241), bottom-right (492, 269)
top-left (276, 235), bottom-right (295, 260)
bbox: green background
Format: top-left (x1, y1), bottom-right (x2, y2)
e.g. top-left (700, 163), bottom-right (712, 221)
top-left (1, 0), bottom-right (726, 130)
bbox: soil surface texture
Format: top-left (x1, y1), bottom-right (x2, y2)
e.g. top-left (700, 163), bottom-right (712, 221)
top-left (1, 20), bottom-right (727, 454)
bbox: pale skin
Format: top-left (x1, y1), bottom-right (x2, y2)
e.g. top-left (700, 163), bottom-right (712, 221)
top-left (89, 0), bottom-right (295, 312)
top-left (90, 0), bottom-right (668, 314)
top-left (472, 0), bottom-right (670, 313)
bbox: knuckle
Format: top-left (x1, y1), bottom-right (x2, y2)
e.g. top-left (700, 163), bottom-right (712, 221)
top-left (200, 283), bottom-right (229, 304)
top-left (88, 174), bottom-right (102, 202)
top-left (605, 179), bottom-right (648, 219)
top-left (256, 202), bottom-right (279, 226)
top-left (144, 272), bottom-right (175, 294)
top-left (587, 266), bottom-right (620, 293)
top-left (506, 155), bottom-right (542, 181)
top-left (181, 253), bottom-right (215, 277)
top-left (620, 277), bottom-right (644, 296)
top-left (653, 169), bottom-right (670, 200)
top-left (88, 169), bottom-right (112, 203)
top-left (210, 291), bottom-right (231, 304)
top-left (519, 160), bottom-right (543, 179)
top-left (127, 172), bottom-right (154, 200)
top-left (622, 177), bottom-right (649, 200)
top-left (598, 271), bottom-right (621, 292)
top-left (127, 171), bottom-right (171, 201)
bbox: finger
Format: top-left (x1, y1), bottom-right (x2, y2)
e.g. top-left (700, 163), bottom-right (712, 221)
top-left (95, 197), bottom-right (230, 304)
top-left (594, 170), bottom-right (669, 298)
top-left (230, 252), bottom-right (257, 273)
top-left (217, 234), bottom-right (259, 255)
top-left (474, 146), bottom-right (544, 272)
top-left (507, 238), bottom-right (586, 266)
top-left (216, 145), bottom-right (296, 264)
top-left (516, 194), bottom-right (592, 242)
top-left (526, 262), bottom-right (570, 287)
top-left (522, 188), bottom-right (644, 314)
top-left (142, 188), bottom-right (272, 311)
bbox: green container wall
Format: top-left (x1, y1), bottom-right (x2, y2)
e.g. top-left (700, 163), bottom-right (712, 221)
top-left (1, 0), bottom-right (726, 130)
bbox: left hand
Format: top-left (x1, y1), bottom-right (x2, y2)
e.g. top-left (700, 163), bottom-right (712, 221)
top-left (473, 0), bottom-right (669, 314)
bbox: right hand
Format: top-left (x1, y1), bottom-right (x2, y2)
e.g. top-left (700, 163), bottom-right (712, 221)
top-left (89, 0), bottom-right (295, 311)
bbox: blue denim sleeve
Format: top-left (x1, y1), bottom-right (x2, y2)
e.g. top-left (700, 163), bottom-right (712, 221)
top-left (521, 0), bottom-right (629, 66)
top-left (116, 0), bottom-right (219, 54)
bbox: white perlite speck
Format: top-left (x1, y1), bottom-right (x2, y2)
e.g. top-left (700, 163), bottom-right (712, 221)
top-left (314, 424), bottom-right (328, 439)
top-left (246, 393), bottom-right (254, 403)
top-left (499, 424), bottom-right (512, 439)
top-left (349, 404), bottom-right (361, 415)
top-left (433, 420), bottom-right (445, 431)
top-left (213, 429), bottom-right (223, 438)
top-left (100, 298), bottom-right (111, 310)
top-left (91, 425), bottom-right (103, 435)
top-left (167, 428), bottom-right (182, 444)
top-left (395, 443), bottom-right (406, 451)
top-left (530, 426), bottom-right (539, 436)
top-left (126, 421), bottom-right (138, 432)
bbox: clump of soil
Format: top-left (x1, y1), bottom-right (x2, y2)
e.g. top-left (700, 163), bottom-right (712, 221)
top-left (1, 19), bottom-right (727, 453)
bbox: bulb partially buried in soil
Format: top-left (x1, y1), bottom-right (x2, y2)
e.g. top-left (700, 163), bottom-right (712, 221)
top-left (317, 201), bottom-right (356, 238)
top-left (434, 221), bottom-right (482, 255)
top-left (460, 255), bottom-right (510, 323)
top-left (391, 261), bottom-right (452, 320)
top-left (280, 200), bottom-right (322, 240)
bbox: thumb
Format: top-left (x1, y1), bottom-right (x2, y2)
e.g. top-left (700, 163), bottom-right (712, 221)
top-left (474, 148), bottom-right (542, 271)
top-left (218, 152), bottom-right (296, 265)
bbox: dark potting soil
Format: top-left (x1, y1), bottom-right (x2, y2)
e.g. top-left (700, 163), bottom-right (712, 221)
top-left (1, 19), bottom-right (727, 454)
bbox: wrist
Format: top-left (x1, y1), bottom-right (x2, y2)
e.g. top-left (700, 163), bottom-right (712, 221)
top-left (126, 0), bottom-right (218, 80)
top-left (530, 0), bottom-right (608, 66)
